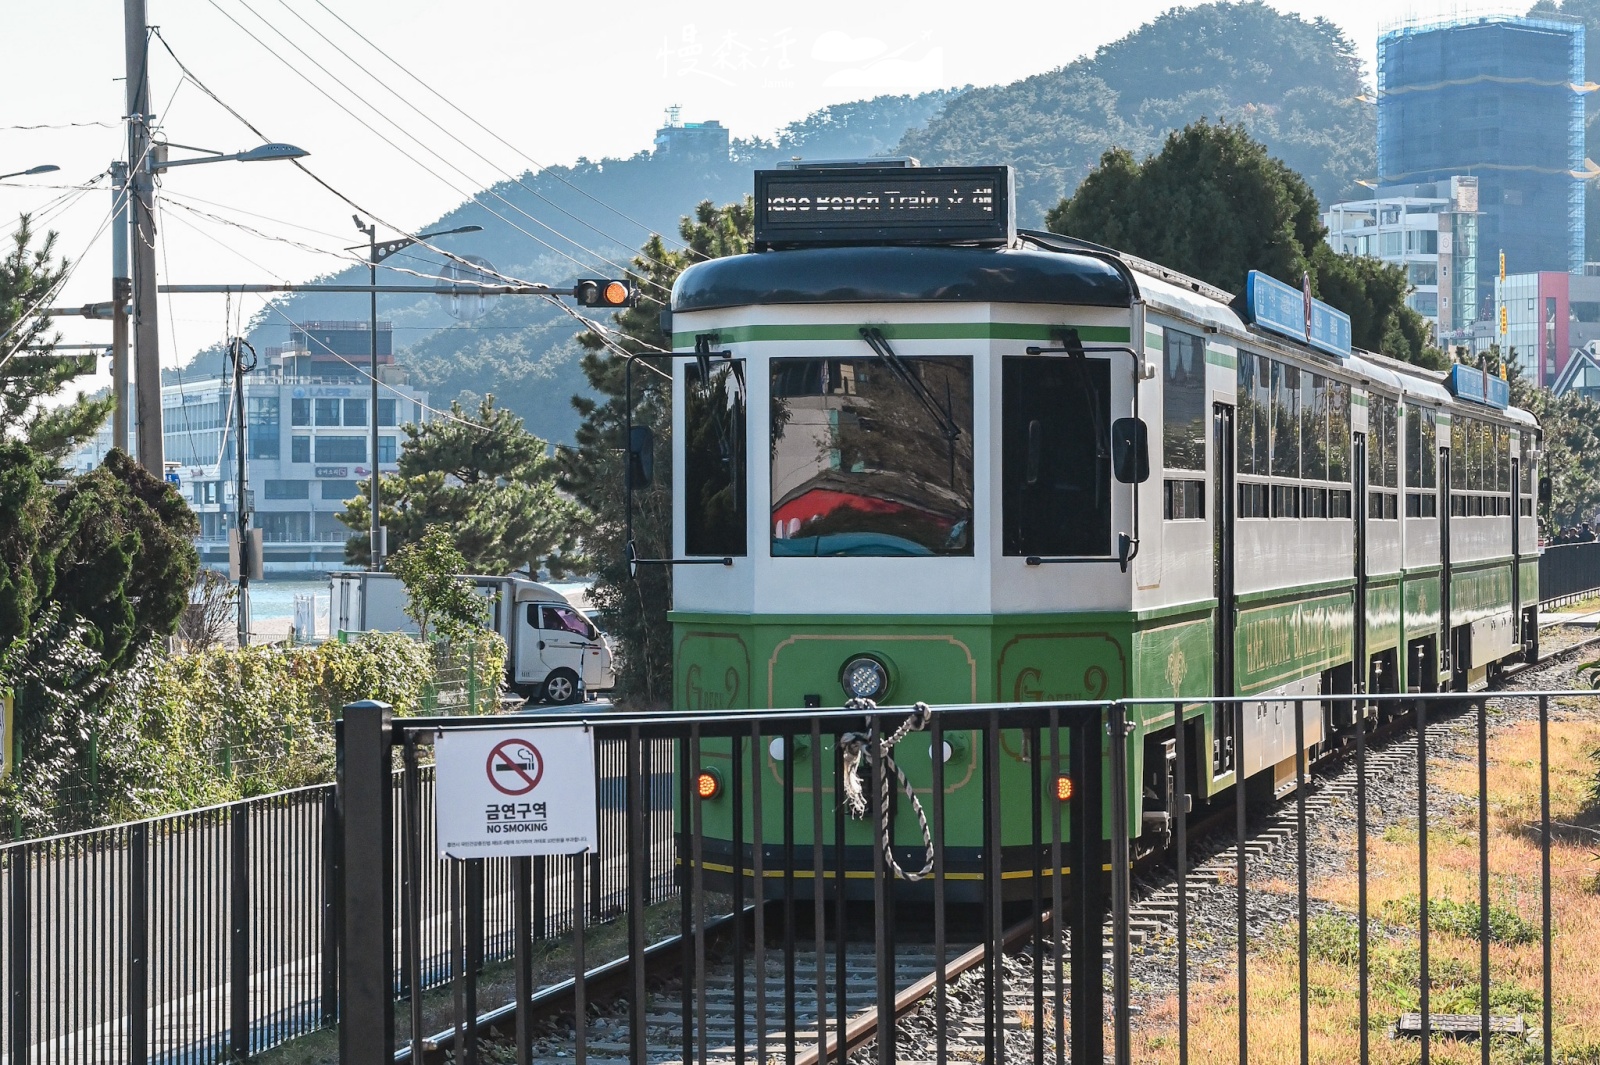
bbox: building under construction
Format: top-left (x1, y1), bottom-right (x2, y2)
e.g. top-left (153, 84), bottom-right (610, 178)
top-left (1378, 15), bottom-right (1585, 321)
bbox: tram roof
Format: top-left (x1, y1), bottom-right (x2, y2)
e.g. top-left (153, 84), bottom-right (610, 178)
top-left (671, 245), bottom-right (1134, 312)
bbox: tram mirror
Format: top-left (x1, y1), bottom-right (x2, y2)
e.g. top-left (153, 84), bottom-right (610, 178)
top-left (1539, 475), bottom-right (1552, 506)
top-left (1025, 419), bottom-right (1042, 486)
top-left (628, 426), bottom-right (655, 489)
top-left (1112, 417), bottom-right (1150, 484)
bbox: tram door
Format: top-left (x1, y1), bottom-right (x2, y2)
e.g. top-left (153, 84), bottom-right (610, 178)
top-left (1212, 403), bottom-right (1236, 778)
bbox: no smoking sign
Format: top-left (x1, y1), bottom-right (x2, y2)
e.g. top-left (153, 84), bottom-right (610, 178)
top-left (487, 738), bottom-right (544, 795)
top-left (435, 726), bottom-right (597, 859)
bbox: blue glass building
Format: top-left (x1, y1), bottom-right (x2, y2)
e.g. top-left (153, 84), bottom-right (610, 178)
top-left (1377, 16), bottom-right (1585, 321)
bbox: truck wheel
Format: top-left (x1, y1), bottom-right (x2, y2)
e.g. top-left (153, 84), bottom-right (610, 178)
top-left (542, 669), bottom-right (581, 705)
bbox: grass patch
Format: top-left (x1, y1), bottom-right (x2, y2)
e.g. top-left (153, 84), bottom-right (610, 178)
top-left (1381, 894), bottom-right (1540, 945)
top-left (1128, 716), bottom-right (1600, 1064)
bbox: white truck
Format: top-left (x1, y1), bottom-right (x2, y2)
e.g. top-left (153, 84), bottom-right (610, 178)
top-left (329, 571), bottom-right (615, 704)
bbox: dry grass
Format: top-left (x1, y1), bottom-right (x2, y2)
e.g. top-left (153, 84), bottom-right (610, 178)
top-left (1128, 710), bottom-right (1600, 1064)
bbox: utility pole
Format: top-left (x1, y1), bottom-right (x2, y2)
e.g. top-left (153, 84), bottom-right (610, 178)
top-left (356, 218), bottom-right (381, 571)
top-left (111, 160), bottom-right (131, 452)
top-left (231, 337), bottom-right (257, 648)
top-left (348, 219), bottom-right (481, 571)
top-left (125, 0), bottom-right (163, 472)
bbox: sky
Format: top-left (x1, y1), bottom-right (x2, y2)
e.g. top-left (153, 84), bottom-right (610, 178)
top-left (0, 0), bottom-right (1530, 393)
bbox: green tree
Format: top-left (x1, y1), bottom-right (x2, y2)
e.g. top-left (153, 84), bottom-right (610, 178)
top-left (559, 198), bottom-right (753, 706)
top-left (1047, 120), bottom-right (1443, 368)
top-left (387, 525), bottom-right (485, 643)
top-left (337, 395), bottom-right (586, 576)
top-left (0, 217), bottom-right (113, 463)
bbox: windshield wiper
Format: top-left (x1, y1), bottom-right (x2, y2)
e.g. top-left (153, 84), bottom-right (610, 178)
top-left (858, 327), bottom-right (962, 444)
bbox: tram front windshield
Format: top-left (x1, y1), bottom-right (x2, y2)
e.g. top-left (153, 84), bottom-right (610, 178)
top-left (769, 356), bottom-right (974, 557)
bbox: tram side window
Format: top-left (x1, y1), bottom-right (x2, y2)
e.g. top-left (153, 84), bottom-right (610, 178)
top-left (1448, 416), bottom-right (1513, 517)
top-left (1404, 406), bottom-right (1438, 518)
top-left (684, 360), bottom-right (747, 556)
top-left (1002, 356), bottom-right (1111, 556)
top-left (1367, 395), bottom-right (1399, 520)
top-left (1236, 356), bottom-right (1350, 519)
top-left (771, 355), bottom-right (974, 557)
top-left (1162, 329), bottom-right (1206, 520)
top-left (1520, 431), bottom-right (1537, 516)
top-left (1163, 329), bottom-right (1206, 470)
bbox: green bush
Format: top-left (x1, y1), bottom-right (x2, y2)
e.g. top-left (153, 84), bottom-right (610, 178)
top-left (0, 631), bottom-right (505, 836)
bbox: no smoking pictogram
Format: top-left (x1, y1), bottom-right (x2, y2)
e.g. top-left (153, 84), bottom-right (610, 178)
top-left (486, 738), bottom-right (544, 796)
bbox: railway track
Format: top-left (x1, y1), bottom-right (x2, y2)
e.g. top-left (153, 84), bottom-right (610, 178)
top-left (414, 629), bottom-right (1600, 1065)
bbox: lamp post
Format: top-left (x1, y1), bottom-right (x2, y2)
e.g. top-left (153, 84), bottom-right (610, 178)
top-left (347, 221), bottom-right (482, 570)
top-left (0, 164), bottom-right (59, 181)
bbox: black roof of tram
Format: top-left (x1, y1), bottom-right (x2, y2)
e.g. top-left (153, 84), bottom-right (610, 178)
top-left (670, 244), bottom-right (1135, 312)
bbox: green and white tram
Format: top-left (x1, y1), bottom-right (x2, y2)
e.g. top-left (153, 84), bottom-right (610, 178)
top-left (658, 164), bottom-right (1539, 894)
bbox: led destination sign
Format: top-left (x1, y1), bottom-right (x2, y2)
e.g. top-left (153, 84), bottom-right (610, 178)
top-left (753, 165), bottom-right (1015, 247)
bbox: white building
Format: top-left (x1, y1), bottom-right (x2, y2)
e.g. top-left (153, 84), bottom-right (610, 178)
top-left (1323, 176), bottom-right (1481, 346)
top-left (71, 321), bottom-right (430, 575)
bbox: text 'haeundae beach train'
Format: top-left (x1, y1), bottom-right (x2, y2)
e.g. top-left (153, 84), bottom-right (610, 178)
top-left (643, 162), bottom-right (1539, 896)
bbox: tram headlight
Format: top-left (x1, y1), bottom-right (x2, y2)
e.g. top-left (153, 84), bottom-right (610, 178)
top-left (840, 655), bottom-right (890, 702)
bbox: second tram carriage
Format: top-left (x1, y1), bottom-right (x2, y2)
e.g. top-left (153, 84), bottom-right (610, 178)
top-left (651, 163), bottom-right (1539, 896)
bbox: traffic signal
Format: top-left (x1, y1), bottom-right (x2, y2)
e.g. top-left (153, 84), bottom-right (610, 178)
top-left (573, 278), bottom-right (637, 308)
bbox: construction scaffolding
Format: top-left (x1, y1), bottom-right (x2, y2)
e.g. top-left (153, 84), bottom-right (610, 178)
top-left (1378, 14), bottom-right (1586, 318)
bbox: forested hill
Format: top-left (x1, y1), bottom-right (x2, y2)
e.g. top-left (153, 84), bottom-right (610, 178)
top-left (169, 2), bottom-right (1383, 446)
top-left (167, 90), bottom-right (958, 442)
top-left (899, 1), bottom-right (1373, 223)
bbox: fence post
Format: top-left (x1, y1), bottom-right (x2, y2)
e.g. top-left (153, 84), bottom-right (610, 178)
top-left (321, 787), bottom-right (341, 1028)
top-left (1068, 709), bottom-right (1106, 1065)
top-left (467, 636), bottom-right (478, 715)
top-left (338, 699), bottom-right (394, 1065)
top-left (8, 841), bottom-right (28, 1064)
top-left (129, 822), bottom-right (148, 1065)
top-left (230, 801), bottom-right (251, 1059)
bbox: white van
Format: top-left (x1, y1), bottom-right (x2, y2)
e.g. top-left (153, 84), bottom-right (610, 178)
top-left (329, 571), bottom-right (616, 704)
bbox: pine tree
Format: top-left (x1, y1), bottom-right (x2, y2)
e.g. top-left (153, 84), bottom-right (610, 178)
top-left (0, 216), bottom-right (112, 463)
top-left (559, 198), bottom-right (753, 706)
top-left (337, 395), bottom-right (585, 576)
top-left (1047, 120), bottom-right (1443, 368)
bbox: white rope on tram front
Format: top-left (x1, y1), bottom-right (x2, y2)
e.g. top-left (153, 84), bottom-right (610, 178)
top-left (838, 698), bottom-right (936, 881)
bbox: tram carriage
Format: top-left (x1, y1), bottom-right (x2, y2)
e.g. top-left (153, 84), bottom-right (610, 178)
top-left (653, 163), bottom-right (1540, 897)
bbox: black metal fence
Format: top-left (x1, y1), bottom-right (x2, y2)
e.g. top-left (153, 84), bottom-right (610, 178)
top-left (0, 726), bottom-right (674, 1064)
top-left (1539, 540), bottom-right (1600, 606)
top-left (340, 690), bottom-right (1587, 1065)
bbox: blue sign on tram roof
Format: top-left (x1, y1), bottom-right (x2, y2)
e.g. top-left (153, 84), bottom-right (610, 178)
top-left (1447, 364), bottom-right (1511, 410)
top-left (1243, 270), bottom-right (1353, 360)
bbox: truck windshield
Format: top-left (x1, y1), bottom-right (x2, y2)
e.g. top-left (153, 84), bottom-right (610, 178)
top-left (1001, 356), bottom-right (1112, 556)
top-left (770, 356), bottom-right (974, 557)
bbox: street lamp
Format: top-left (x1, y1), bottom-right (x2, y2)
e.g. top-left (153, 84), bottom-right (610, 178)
top-left (0, 164), bottom-right (60, 181)
top-left (346, 220), bottom-right (482, 570)
top-left (153, 142), bottom-right (309, 170)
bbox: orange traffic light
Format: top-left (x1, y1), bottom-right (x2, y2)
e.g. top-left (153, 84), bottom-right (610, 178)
top-left (574, 278), bottom-right (638, 308)
top-left (695, 768), bottom-right (722, 800)
top-left (1055, 775), bottom-right (1074, 801)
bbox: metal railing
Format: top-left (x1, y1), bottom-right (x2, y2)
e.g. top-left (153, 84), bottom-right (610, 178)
top-left (0, 722), bottom-right (675, 1064)
top-left (1539, 540), bottom-right (1600, 606)
top-left (336, 689), bottom-right (1589, 1065)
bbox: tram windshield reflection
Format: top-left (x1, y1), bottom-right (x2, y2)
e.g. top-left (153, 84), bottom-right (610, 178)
top-left (769, 356), bottom-right (974, 557)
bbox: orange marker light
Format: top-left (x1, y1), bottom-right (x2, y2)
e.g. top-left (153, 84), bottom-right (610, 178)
top-left (696, 769), bottom-right (722, 800)
top-left (602, 280), bottom-right (630, 305)
top-left (1055, 774), bottom-right (1074, 802)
